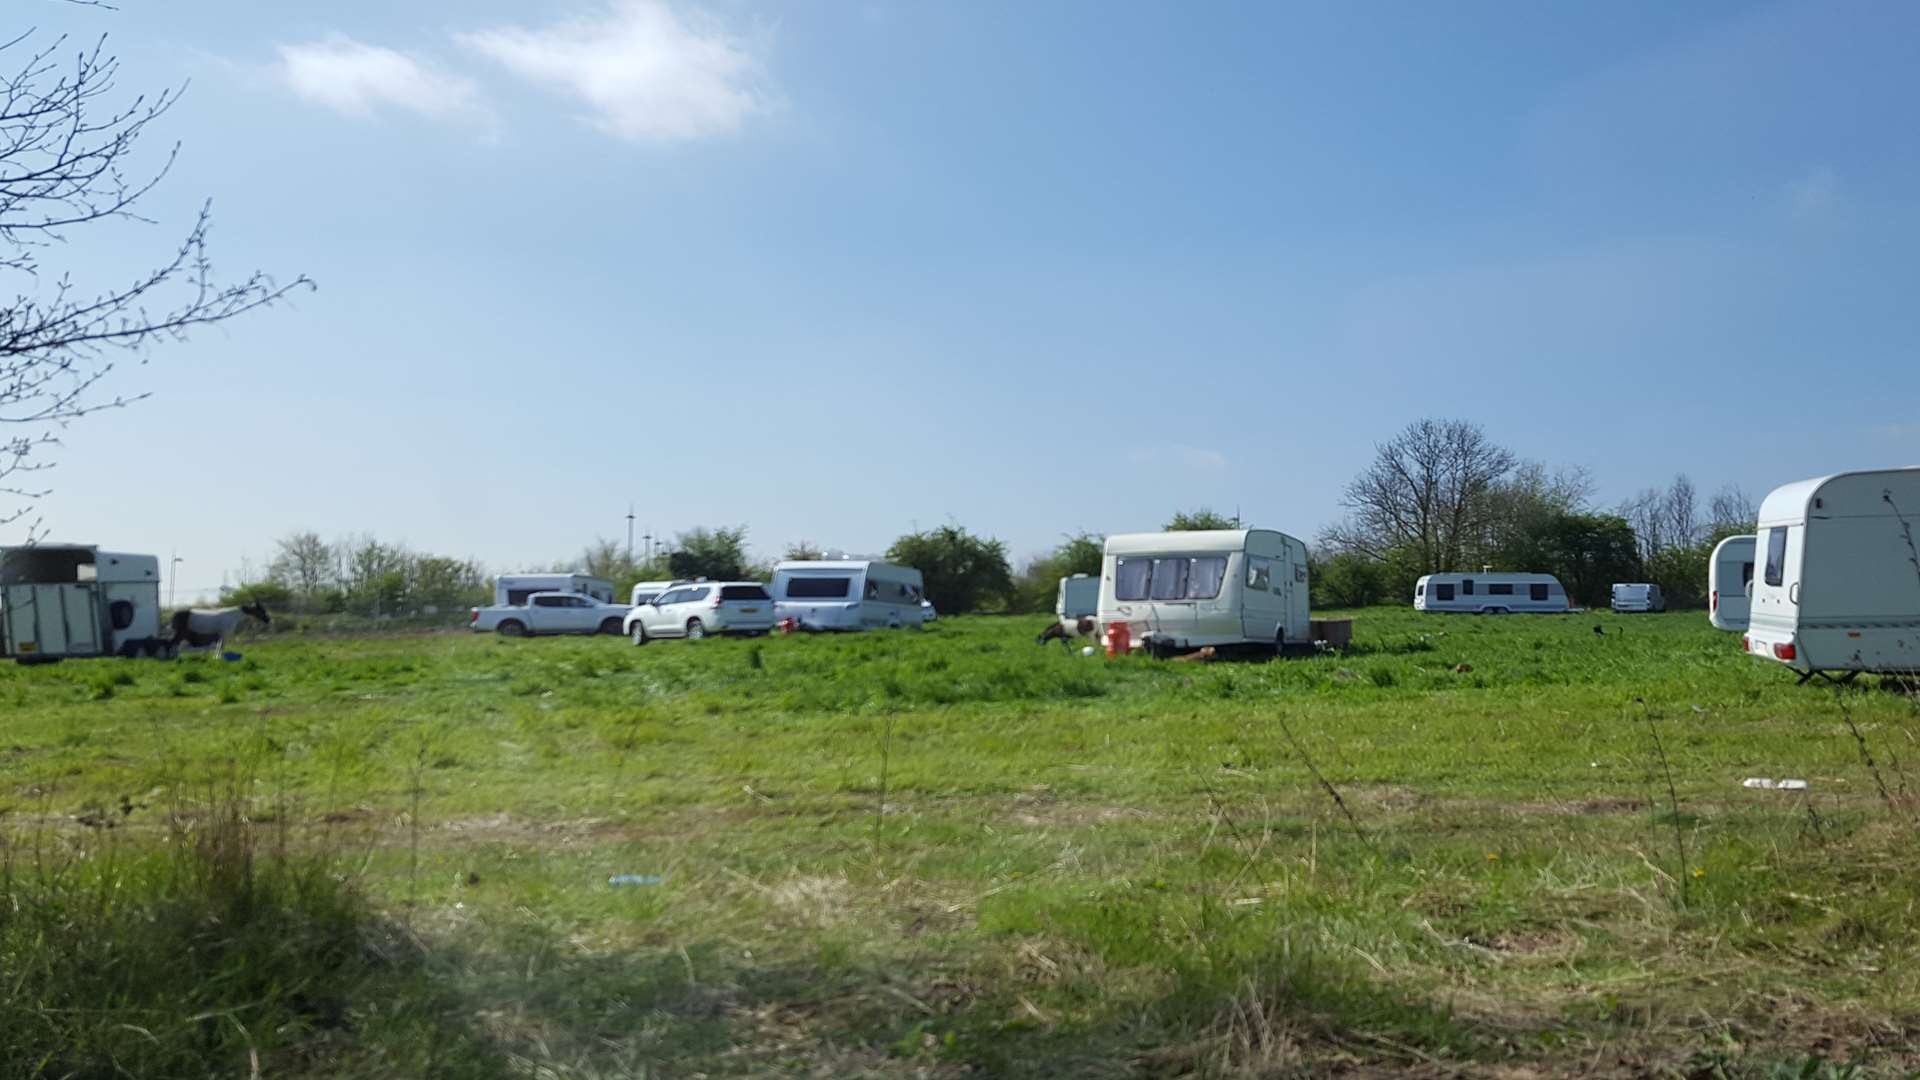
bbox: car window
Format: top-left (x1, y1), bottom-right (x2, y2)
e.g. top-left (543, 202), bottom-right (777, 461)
top-left (687, 587), bottom-right (711, 602)
top-left (1764, 527), bottom-right (1788, 587)
top-left (533, 595), bottom-right (563, 607)
top-left (656, 589), bottom-right (686, 606)
top-left (720, 585), bottom-right (770, 601)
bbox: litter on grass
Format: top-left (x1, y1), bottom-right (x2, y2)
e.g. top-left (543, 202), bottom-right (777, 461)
top-left (1742, 778), bottom-right (1809, 790)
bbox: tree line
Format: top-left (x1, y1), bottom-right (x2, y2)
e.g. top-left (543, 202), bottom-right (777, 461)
top-left (222, 533), bottom-right (487, 616)
top-left (1312, 418), bottom-right (1753, 609)
top-left (225, 421), bottom-right (1749, 617)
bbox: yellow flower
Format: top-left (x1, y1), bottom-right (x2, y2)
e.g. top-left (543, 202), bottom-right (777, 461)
top-left (1692, 868), bottom-right (1706, 879)
top-left (1485, 852), bottom-right (1499, 862)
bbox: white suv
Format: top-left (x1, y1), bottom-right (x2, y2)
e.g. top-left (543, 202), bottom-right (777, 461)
top-left (626, 581), bottom-right (776, 644)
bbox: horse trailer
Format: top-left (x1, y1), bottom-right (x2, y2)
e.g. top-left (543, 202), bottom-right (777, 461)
top-left (1414, 572), bottom-right (1570, 613)
top-left (770, 560), bottom-right (926, 631)
top-left (0, 546), bottom-right (170, 662)
top-left (1708, 534), bottom-right (1756, 631)
top-left (1744, 468), bottom-right (1920, 680)
top-left (1096, 529), bottom-right (1310, 654)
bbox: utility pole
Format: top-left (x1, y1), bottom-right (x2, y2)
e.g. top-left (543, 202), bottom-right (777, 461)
top-left (168, 552), bottom-right (182, 609)
top-left (625, 504), bottom-right (636, 562)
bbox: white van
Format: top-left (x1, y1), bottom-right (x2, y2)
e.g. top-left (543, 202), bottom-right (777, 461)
top-left (1744, 468), bottom-right (1920, 680)
top-left (1611, 583), bottom-right (1666, 613)
top-left (495, 572), bottom-right (614, 607)
top-left (1056, 574), bottom-right (1099, 624)
top-left (1708, 535), bottom-right (1756, 631)
top-left (1096, 529), bottom-right (1310, 654)
top-left (771, 560), bottom-right (926, 631)
top-left (1414, 572), bottom-right (1569, 613)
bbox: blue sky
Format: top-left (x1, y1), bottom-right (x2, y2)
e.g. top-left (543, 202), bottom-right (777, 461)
top-left (19, 0), bottom-right (1920, 598)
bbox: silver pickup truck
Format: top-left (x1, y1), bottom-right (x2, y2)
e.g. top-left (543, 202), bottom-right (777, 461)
top-left (470, 591), bottom-right (630, 637)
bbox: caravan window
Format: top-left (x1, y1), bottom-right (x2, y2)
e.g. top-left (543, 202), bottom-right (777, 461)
top-left (1115, 558), bottom-right (1153, 601)
top-left (1416, 583), bottom-right (1425, 597)
top-left (1742, 562), bottom-right (1755, 587)
top-left (787, 576), bottom-right (852, 599)
top-left (1461, 579), bottom-right (1475, 596)
top-left (1187, 557), bottom-right (1227, 599)
top-left (1120, 556), bottom-right (1228, 601)
top-left (1435, 583), bottom-right (1455, 601)
top-left (1149, 558), bottom-right (1189, 600)
top-left (1529, 583), bottom-right (1549, 601)
top-left (1489, 583), bottom-right (1514, 596)
top-left (1248, 557), bottom-right (1272, 592)
top-left (506, 588), bottom-right (539, 605)
top-left (1764, 528), bottom-right (1789, 587)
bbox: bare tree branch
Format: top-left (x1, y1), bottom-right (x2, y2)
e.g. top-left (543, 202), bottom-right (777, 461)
top-left (0, 27), bottom-right (311, 530)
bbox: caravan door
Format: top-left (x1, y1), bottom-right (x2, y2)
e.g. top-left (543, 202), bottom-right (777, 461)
top-left (1241, 554), bottom-right (1287, 642)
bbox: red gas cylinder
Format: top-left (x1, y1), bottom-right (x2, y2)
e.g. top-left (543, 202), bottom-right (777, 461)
top-left (1105, 621), bottom-right (1131, 657)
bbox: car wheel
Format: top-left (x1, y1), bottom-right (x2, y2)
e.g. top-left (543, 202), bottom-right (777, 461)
top-left (497, 620), bottom-right (527, 638)
top-left (685, 619), bottom-right (707, 641)
top-left (630, 622), bottom-right (648, 646)
top-left (599, 617), bottom-right (622, 635)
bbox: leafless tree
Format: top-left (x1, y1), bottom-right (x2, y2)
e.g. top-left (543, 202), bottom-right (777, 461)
top-left (1660, 474), bottom-right (1700, 549)
top-left (1323, 418), bottom-right (1517, 572)
top-left (269, 530), bottom-right (335, 599)
top-left (2, 28), bottom-right (312, 536)
top-left (1620, 474), bottom-right (1708, 557)
top-left (1709, 483), bottom-right (1757, 532)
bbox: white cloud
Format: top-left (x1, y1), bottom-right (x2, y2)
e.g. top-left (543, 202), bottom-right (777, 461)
top-left (277, 36), bottom-right (481, 119)
top-left (457, 1), bottom-right (764, 143)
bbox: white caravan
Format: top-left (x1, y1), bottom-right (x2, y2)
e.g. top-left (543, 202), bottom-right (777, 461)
top-left (0, 545), bottom-right (168, 662)
top-left (629, 580), bottom-right (679, 606)
top-left (1744, 468), bottom-right (1920, 680)
top-left (771, 560), bottom-right (926, 631)
top-left (1097, 529), bottom-right (1310, 654)
top-left (494, 572), bottom-right (613, 607)
top-left (1708, 534), bottom-right (1756, 631)
top-left (1610, 583), bottom-right (1666, 613)
top-left (1414, 572), bottom-right (1570, 613)
top-left (1056, 574), bottom-right (1100, 624)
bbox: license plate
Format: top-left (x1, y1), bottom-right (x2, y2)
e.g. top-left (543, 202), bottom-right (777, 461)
top-left (740, 607), bottom-right (759, 614)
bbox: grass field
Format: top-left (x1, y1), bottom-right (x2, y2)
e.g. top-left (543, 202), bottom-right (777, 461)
top-left (3, 609), bottom-right (1918, 1078)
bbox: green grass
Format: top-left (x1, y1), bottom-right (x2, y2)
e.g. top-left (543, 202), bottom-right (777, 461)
top-left (3, 609), bottom-right (1917, 1077)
